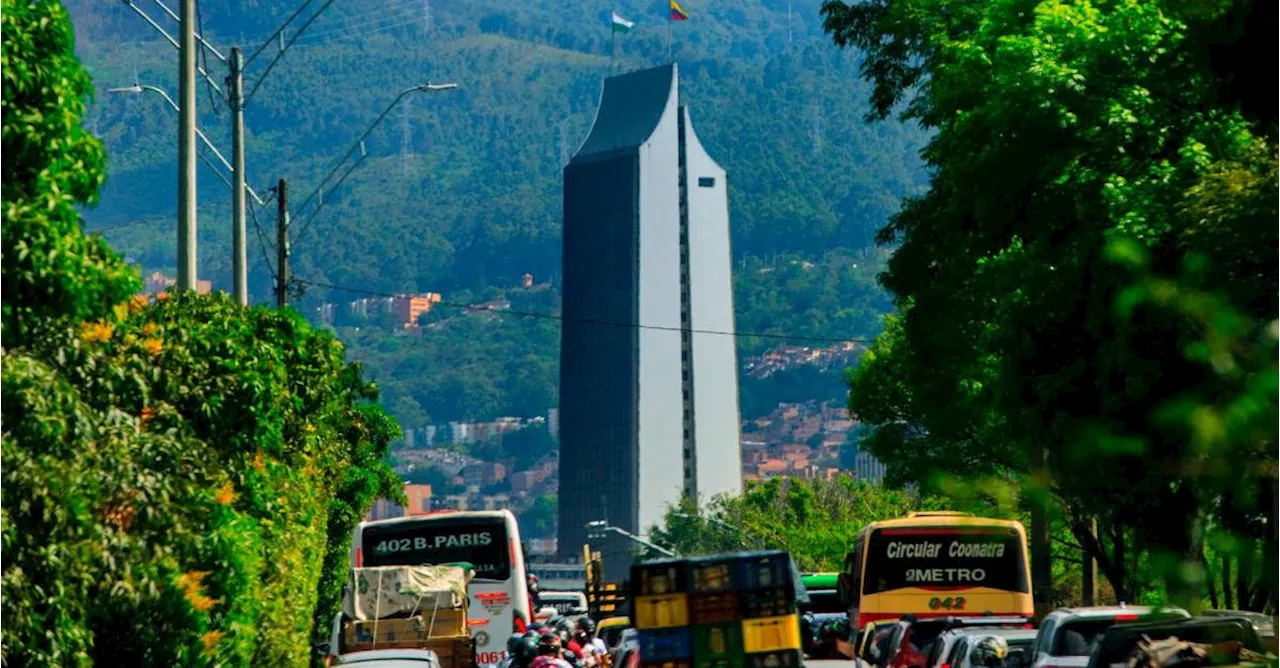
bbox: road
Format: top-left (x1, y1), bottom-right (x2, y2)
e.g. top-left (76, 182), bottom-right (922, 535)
top-left (807, 660), bottom-right (854, 668)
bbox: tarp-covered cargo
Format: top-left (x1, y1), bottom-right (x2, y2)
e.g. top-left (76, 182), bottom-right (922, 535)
top-left (344, 564), bottom-right (472, 621)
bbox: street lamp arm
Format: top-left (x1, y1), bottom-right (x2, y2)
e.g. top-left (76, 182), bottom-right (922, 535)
top-left (120, 0), bottom-right (225, 96)
top-left (148, 0), bottom-right (226, 61)
top-left (108, 84), bottom-right (266, 206)
top-left (603, 525), bottom-right (677, 558)
top-left (289, 83), bottom-right (457, 244)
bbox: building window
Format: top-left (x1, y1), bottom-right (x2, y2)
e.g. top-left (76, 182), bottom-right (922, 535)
top-left (682, 370), bottom-right (690, 381)
top-left (698, 177), bottom-right (715, 188)
top-left (683, 390), bottom-right (690, 401)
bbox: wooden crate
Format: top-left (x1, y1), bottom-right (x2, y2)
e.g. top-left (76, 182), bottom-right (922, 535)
top-left (343, 615), bottom-right (468, 646)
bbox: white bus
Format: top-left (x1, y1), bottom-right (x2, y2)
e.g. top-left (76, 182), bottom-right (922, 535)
top-left (349, 509), bottom-right (533, 666)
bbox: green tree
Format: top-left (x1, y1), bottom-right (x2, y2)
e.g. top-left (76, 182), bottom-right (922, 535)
top-left (1, 0), bottom-right (138, 344)
top-left (826, 0), bottom-right (1276, 607)
top-left (519, 494), bottom-right (558, 539)
top-left (0, 3), bottom-right (402, 663)
top-left (650, 476), bottom-right (949, 570)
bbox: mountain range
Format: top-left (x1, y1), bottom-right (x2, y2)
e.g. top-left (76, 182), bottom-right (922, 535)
top-left (67, 0), bottom-right (928, 428)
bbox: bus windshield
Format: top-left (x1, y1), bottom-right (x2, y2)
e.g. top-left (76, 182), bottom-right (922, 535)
top-left (361, 514), bottom-right (511, 580)
top-left (862, 526), bottom-right (1029, 595)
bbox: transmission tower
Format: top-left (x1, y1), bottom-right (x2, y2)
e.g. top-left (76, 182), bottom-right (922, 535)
top-left (401, 99), bottom-right (412, 179)
top-left (811, 102), bottom-right (824, 157)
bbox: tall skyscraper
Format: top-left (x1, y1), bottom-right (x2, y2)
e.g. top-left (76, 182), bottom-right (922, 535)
top-left (558, 64), bottom-right (742, 577)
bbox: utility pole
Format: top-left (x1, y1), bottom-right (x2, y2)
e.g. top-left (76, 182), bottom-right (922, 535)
top-left (229, 47), bottom-right (248, 305)
top-left (177, 0), bottom-right (198, 290)
top-left (276, 178), bottom-right (290, 308)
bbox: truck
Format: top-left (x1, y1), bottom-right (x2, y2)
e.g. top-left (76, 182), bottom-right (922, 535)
top-left (327, 564), bottom-right (477, 668)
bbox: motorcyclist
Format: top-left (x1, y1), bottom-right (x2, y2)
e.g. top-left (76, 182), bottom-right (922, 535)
top-left (576, 618), bottom-right (608, 658)
top-left (557, 618), bottom-right (585, 661)
top-left (532, 632), bottom-right (574, 668)
top-left (970, 635), bottom-right (1010, 668)
top-left (500, 634), bottom-right (525, 668)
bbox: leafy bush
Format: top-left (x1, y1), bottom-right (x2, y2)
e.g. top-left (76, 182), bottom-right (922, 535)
top-left (1, 2), bottom-right (401, 664)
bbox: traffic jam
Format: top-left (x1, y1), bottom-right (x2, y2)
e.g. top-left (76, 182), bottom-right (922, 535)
top-left (322, 510), bottom-right (1277, 668)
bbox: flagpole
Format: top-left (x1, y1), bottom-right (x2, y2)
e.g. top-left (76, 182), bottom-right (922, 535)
top-left (666, 11), bottom-right (672, 62)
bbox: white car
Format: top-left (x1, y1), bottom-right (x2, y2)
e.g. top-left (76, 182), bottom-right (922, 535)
top-left (928, 627), bottom-right (1038, 668)
top-left (333, 649), bottom-right (441, 667)
top-left (1028, 606), bottom-right (1189, 668)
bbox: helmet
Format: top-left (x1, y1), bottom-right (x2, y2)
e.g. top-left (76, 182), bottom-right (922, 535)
top-left (509, 634), bottom-right (526, 655)
top-left (577, 618), bottom-right (596, 636)
top-left (517, 633), bottom-right (540, 664)
top-left (970, 635), bottom-right (1009, 668)
top-left (556, 618), bottom-right (576, 634)
top-left (539, 632), bottom-right (563, 655)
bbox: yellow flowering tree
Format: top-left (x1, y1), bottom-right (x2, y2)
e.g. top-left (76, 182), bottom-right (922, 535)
top-left (0, 2), bottom-right (401, 665)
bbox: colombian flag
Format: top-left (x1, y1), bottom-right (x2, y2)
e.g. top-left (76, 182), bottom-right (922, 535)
top-left (669, 0), bottom-right (689, 21)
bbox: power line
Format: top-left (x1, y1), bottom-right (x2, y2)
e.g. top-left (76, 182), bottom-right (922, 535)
top-left (247, 197), bottom-right (278, 280)
top-left (291, 277), bottom-right (874, 344)
top-left (195, 0), bottom-right (220, 116)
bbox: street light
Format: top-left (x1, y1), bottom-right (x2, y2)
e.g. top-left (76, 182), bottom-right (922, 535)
top-left (584, 520), bottom-right (677, 558)
top-left (288, 83), bottom-right (459, 246)
top-left (107, 84), bottom-right (265, 206)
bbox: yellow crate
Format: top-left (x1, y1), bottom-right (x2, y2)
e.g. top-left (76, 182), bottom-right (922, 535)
top-left (633, 593), bottom-right (689, 630)
top-left (741, 613), bottom-right (801, 653)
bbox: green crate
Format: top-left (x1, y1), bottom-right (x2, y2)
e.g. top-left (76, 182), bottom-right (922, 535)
top-left (692, 622), bottom-right (745, 668)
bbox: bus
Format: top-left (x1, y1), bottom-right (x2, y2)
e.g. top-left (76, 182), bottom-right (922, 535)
top-left (350, 509), bottom-right (533, 666)
top-left (801, 573), bottom-right (847, 614)
top-left (838, 512), bottom-right (1032, 628)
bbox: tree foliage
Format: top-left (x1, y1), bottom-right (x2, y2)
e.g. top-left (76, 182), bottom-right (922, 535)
top-left (1, 3), bottom-right (401, 664)
top-left (649, 476), bottom-right (950, 571)
top-left (827, 0), bottom-right (1277, 607)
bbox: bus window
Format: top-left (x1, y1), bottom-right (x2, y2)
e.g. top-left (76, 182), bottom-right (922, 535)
top-left (361, 515), bottom-right (511, 579)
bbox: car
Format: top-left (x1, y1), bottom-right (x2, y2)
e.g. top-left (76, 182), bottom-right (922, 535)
top-left (1028, 606), bottom-right (1190, 668)
top-left (927, 627), bottom-right (1038, 668)
top-left (611, 628), bottom-right (640, 668)
top-left (883, 616), bottom-right (1034, 668)
top-left (857, 621), bottom-right (901, 668)
top-left (539, 591), bottom-right (590, 617)
top-left (1201, 610), bottom-right (1278, 654)
top-left (1083, 615), bottom-right (1265, 668)
top-left (595, 616), bottom-right (632, 650)
top-left (332, 649), bottom-right (442, 667)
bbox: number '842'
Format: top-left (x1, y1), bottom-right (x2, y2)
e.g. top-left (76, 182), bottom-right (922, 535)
top-left (928, 596), bottom-right (966, 611)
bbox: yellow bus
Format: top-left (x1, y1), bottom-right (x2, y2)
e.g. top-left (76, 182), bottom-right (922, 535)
top-left (837, 512), bottom-right (1033, 627)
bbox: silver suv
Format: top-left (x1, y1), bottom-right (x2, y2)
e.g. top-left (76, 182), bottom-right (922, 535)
top-left (1028, 606), bottom-right (1190, 668)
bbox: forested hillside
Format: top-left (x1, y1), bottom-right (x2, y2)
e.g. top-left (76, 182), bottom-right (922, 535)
top-left (68, 0), bottom-right (926, 423)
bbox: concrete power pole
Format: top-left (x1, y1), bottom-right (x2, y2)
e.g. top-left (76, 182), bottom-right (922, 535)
top-left (276, 179), bottom-right (290, 308)
top-left (229, 47), bottom-right (248, 305)
top-left (177, 0), bottom-right (198, 290)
